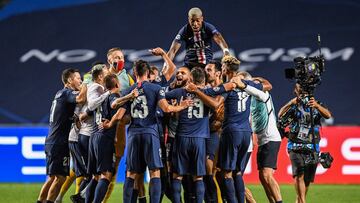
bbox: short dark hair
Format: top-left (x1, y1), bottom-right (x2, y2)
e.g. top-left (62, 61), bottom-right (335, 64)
top-left (104, 74), bottom-right (119, 90)
top-left (62, 68), bottom-right (79, 85)
top-left (91, 69), bottom-right (103, 81)
top-left (133, 60), bottom-right (150, 77)
top-left (209, 60), bottom-right (222, 72)
top-left (191, 67), bottom-right (206, 85)
top-left (150, 66), bottom-right (159, 73)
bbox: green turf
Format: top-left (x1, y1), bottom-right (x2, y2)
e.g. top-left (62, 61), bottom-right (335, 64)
top-left (0, 183), bottom-right (359, 203)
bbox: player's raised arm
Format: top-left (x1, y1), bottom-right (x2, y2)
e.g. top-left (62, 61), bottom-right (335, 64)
top-left (167, 40), bottom-right (182, 61)
top-left (213, 32), bottom-right (230, 56)
top-left (150, 47), bottom-right (176, 81)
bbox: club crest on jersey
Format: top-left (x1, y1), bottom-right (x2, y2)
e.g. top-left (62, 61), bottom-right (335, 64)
top-left (138, 88), bottom-right (144, 94)
top-left (213, 87), bottom-right (220, 92)
top-left (159, 89), bottom-right (165, 96)
top-left (72, 91), bottom-right (79, 95)
top-left (155, 76), bottom-right (162, 82)
top-left (175, 34), bottom-right (181, 40)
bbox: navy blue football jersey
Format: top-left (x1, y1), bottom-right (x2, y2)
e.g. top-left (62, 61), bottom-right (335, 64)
top-left (94, 93), bottom-right (120, 139)
top-left (46, 88), bottom-right (77, 145)
top-left (165, 86), bottom-right (225, 138)
top-left (221, 80), bottom-right (263, 132)
top-left (174, 21), bottom-right (220, 65)
top-left (122, 81), bottom-right (165, 135)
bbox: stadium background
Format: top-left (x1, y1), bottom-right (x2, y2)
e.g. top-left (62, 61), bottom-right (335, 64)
top-left (0, 0), bottom-right (359, 199)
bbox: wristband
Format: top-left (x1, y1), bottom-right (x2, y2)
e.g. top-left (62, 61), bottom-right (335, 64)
top-left (223, 48), bottom-right (230, 54)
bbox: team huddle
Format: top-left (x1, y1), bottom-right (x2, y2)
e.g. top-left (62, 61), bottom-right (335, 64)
top-left (37, 7), bottom-right (331, 203)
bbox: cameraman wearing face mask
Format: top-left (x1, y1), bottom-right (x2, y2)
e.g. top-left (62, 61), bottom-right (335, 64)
top-left (278, 83), bottom-right (331, 203)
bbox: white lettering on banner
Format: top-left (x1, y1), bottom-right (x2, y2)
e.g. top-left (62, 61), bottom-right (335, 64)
top-left (0, 136), bottom-right (19, 145)
top-left (20, 47), bottom-right (354, 65)
top-left (342, 138), bottom-right (360, 175)
top-left (309, 47), bottom-right (354, 60)
top-left (20, 49), bottom-right (60, 62)
top-left (57, 49), bottom-right (96, 63)
top-left (20, 49), bottom-right (96, 63)
top-left (342, 138), bottom-right (360, 161)
top-left (22, 137), bottom-right (46, 159)
top-left (342, 166), bottom-right (360, 175)
top-left (239, 48), bottom-right (273, 62)
top-left (128, 49), bottom-right (159, 62)
top-left (21, 166), bottom-right (46, 175)
top-left (280, 47), bottom-right (312, 62)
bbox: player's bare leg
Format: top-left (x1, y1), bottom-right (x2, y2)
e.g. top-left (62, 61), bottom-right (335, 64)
top-left (37, 176), bottom-right (55, 202)
top-left (46, 175), bottom-right (66, 202)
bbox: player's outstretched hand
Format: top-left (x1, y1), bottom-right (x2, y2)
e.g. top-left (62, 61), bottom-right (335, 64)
top-left (149, 47), bottom-right (166, 56)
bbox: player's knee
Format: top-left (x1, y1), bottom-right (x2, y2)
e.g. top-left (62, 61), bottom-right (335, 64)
top-left (223, 170), bottom-right (233, 179)
top-left (235, 170), bottom-right (242, 176)
top-left (295, 174), bottom-right (305, 182)
top-left (193, 176), bottom-right (203, 181)
top-left (172, 173), bottom-right (183, 180)
top-left (149, 169), bottom-right (160, 178)
top-left (260, 169), bottom-right (272, 182)
top-left (101, 171), bottom-right (113, 181)
top-left (126, 171), bottom-right (137, 179)
top-left (54, 175), bottom-right (66, 184)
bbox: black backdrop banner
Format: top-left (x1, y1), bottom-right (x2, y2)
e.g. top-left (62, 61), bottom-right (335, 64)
top-left (0, 0), bottom-right (359, 124)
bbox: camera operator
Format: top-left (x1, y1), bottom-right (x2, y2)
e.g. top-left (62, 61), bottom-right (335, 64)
top-left (278, 83), bottom-right (331, 203)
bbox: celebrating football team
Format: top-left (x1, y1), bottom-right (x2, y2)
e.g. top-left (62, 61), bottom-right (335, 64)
top-left (37, 6), bottom-right (332, 203)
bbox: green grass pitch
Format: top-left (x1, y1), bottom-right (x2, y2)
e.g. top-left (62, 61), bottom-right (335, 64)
top-left (0, 183), bottom-right (359, 203)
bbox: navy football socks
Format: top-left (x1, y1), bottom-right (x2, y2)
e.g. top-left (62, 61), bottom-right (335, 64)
top-left (224, 178), bottom-right (237, 203)
top-left (123, 177), bottom-right (135, 203)
top-left (150, 178), bottom-right (162, 203)
top-left (204, 175), bottom-right (218, 202)
top-left (93, 178), bottom-right (110, 203)
top-left (131, 189), bottom-right (139, 203)
top-left (85, 178), bottom-right (98, 203)
top-left (195, 179), bottom-right (205, 203)
top-left (234, 174), bottom-right (245, 203)
top-left (172, 179), bottom-right (182, 203)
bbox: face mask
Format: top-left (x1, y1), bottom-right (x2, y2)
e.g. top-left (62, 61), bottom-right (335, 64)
top-left (113, 61), bottom-right (124, 71)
